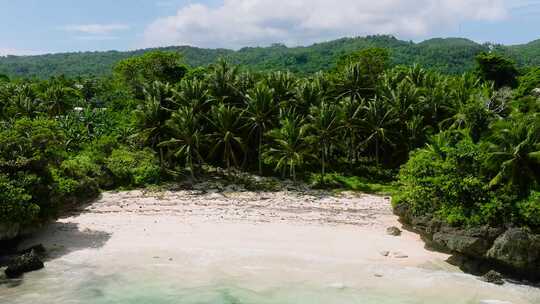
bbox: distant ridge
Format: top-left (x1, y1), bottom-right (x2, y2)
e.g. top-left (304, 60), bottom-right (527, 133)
top-left (1, 35), bottom-right (539, 79)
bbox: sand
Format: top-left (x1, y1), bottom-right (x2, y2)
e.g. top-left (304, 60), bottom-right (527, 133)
top-left (2, 185), bottom-right (540, 303)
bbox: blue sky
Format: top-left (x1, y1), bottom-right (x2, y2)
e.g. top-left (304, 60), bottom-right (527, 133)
top-left (1, 0), bottom-right (539, 55)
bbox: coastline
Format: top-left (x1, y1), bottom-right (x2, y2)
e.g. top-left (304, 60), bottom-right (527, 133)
top-left (2, 186), bottom-right (540, 303)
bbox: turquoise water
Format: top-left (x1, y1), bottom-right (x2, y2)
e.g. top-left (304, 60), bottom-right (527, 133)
top-left (4, 269), bottom-right (540, 304)
top-left (0, 277), bottom-right (472, 304)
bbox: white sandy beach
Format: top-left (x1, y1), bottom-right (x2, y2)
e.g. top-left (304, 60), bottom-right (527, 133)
top-left (2, 185), bottom-right (540, 303)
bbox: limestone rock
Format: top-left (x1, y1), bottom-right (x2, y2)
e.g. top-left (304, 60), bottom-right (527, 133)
top-left (386, 226), bottom-right (402, 236)
top-left (432, 232), bottom-right (491, 256)
top-left (486, 228), bottom-right (540, 271)
top-left (481, 270), bottom-right (505, 285)
top-left (4, 250), bottom-right (44, 278)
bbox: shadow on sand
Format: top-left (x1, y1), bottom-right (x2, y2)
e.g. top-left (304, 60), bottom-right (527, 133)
top-left (0, 220), bottom-right (111, 287)
top-left (19, 221), bottom-right (111, 261)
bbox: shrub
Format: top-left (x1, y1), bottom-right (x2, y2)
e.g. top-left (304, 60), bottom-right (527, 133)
top-left (398, 136), bottom-right (492, 226)
top-left (51, 154), bottom-right (101, 203)
top-left (517, 191), bottom-right (540, 227)
top-left (105, 148), bottom-right (160, 187)
top-left (0, 118), bottom-right (64, 224)
top-left (0, 174), bottom-right (39, 224)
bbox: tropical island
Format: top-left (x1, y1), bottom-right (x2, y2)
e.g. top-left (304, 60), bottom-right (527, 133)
top-left (1, 36), bottom-right (540, 303)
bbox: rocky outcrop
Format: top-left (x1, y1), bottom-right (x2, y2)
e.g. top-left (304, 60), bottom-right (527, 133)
top-left (394, 202), bottom-right (540, 282)
top-left (386, 226), bottom-right (402, 236)
top-left (4, 249), bottom-right (44, 278)
top-left (482, 270), bottom-right (505, 285)
top-left (487, 228), bottom-right (540, 278)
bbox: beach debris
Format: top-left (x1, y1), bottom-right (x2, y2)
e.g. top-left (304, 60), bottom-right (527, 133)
top-left (481, 270), bottom-right (505, 285)
top-left (379, 250), bottom-right (390, 257)
top-left (392, 252), bottom-right (408, 258)
top-left (374, 273), bottom-right (384, 277)
top-left (386, 226), bottom-right (402, 236)
top-left (4, 249), bottom-right (44, 278)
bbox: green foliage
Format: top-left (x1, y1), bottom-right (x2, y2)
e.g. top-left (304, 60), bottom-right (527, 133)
top-left (336, 47), bottom-right (390, 93)
top-left (105, 148), bottom-right (161, 187)
top-left (516, 67), bottom-right (540, 97)
top-left (114, 51), bottom-right (188, 97)
top-left (311, 173), bottom-right (398, 195)
top-left (0, 174), bottom-right (40, 224)
top-left (475, 52), bottom-right (519, 89)
top-left (0, 118), bottom-right (64, 224)
top-left (5, 35), bottom-right (540, 79)
top-left (1, 46), bottom-right (540, 236)
top-left (264, 113), bottom-right (310, 181)
top-left (398, 134), bottom-right (492, 226)
top-left (517, 191), bottom-right (540, 227)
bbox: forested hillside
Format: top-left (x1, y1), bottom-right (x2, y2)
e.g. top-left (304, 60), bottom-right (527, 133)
top-left (2, 35), bottom-right (540, 79)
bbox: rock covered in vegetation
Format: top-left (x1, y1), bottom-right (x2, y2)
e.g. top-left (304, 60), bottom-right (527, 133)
top-left (487, 228), bottom-right (540, 272)
top-left (482, 270), bottom-right (505, 285)
top-left (4, 249), bottom-right (44, 278)
top-left (386, 226), bottom-right (402, 236)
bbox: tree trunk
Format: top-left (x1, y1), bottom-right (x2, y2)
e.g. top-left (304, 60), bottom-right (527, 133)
top-left (321, 145), bottom-right (326, 184)
top-left (375, 138), bottom-right (380, 165)
top-left (258, 131), bottom-right (263, 175)
top-left (159, 147), bottom-right (164, 170)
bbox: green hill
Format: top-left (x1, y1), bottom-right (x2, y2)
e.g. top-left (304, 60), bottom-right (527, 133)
top-left (1, 35), bottom-right (539, 79)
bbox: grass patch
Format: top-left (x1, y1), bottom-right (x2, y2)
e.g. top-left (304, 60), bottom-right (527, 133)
top-left (310, 173), bottom-right (398, 196)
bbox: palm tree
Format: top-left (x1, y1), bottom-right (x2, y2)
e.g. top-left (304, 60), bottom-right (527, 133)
top-left (159, 106), bottom-right (203, 179)
top-left (171, 78), bottom-right (211, 113)
top-left (306, 101), bottom-right (342, 182)
top-left (41, 83), bottom-right (80, 117)
top-left (359, 97), bottom-right (399, 165)
top-left (264, 113), bottom-right (310, 182)
top-left (243, 83), bottom-right (277, 174)
top-left (8, 84), bottom-right (43, 118)
top-left (264, 71), bottom-right (297, 104)
top-left (381, 79), bottom-right (421, 123)
top-left (339, 97), bottom-right (363, 164)
top-left (293, 80), bottom-right (323, 114)
top-left (207, 58), bottom-right (240, 104)
top-left (236, 71), bottom-right (258, 96)
top-left (206, 103), bottom-right (245, 171)
top-left (134, 81), bottom-right (172, 168)
top-left (335, 63), bottom-right (373, 102)
top-left (487, 117), bottom-right (540, 195)
top-left (403, 64), bottom-right (430, 87)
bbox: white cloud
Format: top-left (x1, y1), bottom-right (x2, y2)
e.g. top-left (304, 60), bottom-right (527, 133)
top-left (63, 24), bottom-right (130, 35)
top-left (142, 0), bottom-right (508, 49)
top-left (0, 48), bottom-right (40, 56)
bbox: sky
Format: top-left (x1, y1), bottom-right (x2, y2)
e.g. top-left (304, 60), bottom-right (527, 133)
top-left (1, 0), bottom-right (539, 56)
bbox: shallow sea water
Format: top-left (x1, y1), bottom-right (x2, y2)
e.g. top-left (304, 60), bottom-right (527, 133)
top-left (3, 264), bottom-right (540, 304)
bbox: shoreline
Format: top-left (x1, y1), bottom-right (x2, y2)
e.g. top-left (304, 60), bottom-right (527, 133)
top-left (2, 186), bottom-right (540, 303)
